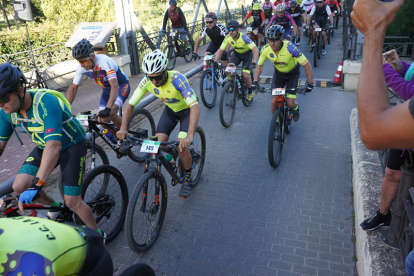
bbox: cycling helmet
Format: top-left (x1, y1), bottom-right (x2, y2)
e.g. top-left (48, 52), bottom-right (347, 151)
top-left (290, 1), bottom-right (297, 6)
top-left (142, 49), bottom-right (169, 74)
top-left (0, 62), bottom-right (27, 97)
top-left (253, 3), bottom-right (261, 10)
top-left (72, 38), bottom-right (94, 60)
top-left (205, 12), bottom-right (217, 20)
top-left (266, 25), bottom-right (285, 40)
top-left (169, 0), bottom-right (177, 5)
top-left (227, 19), bottom-right (240, 29)
top-left (275, 3), bottom-right (286, 11)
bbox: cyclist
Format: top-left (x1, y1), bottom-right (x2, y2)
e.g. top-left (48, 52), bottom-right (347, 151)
top-left (193, 12), bottom-right (229, 66)
top-left (0, 217), bottom-right (112, 275)
top-left (116, 50), bottom-right (200, 199)
top-left (261, 0), bottom-right (276, 23)
top-left (285, 1), bottom-right (306, 45)
top-left (213, 19), bottom-right (260, 101)
top-left (282, 0), bottom-right (291, 7)
top-left (301, 0), bottom-right (314, 12)
top-left (253, 25), bottom-right (314, 122)
top-left (267, 4), bottom-right (297, 41)
top-left (161, 0), bottom-right (191, 54)
top-left (306, 0), bottom-right (333, 55)
top-left (67, 38), bottom-right (130, 134)
top-left (0, 63), bottom-right (102, 236)
top-left (241, 3), bottom-right (266, 50)
top-left (325, 0), bottom-right (342, 27)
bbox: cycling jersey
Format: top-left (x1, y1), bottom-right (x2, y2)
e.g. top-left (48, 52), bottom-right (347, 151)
top-left (130, 71), bottom-right (198, 113)
top-left (246, 10), bottom-right (266, 27)
top-left (220, 33), bottom-right (257, 54)
top-left (285, 6), bottom-right (304, 24)
top-left (0, 91), bottom-right (85, 150)
top-left (258, 41), bottom-right (308, 73)
top-left (73, 54), bottom-right (129, 89)
top-left (324, 0), bottom-right (339, 12)
top-left (0, 217), bottom-right (111, 276)
top-left (261, 2), bottom-right (275, 18)
top-left (301, 0), bottom-right (314, 10)
top-left (309, 3), bottom-right (332, 17)
top-left (162, 7), bottom-right (187, 30)
top-left (268, 13), bottom-right (296, 31)
top-left (199, 23), bottom-right (228, 47)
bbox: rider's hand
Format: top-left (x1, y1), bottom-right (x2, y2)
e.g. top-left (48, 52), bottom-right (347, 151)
top-left (248, 62), bottom-right (256, 70)
top-left (213, 61), bottom-right (219, 70)
top-left (252, 80), bottom-right (260, 93)
top-left (98, 107), bottom-right (111, 118)
top-left (192, 52), bottom-right (199, 60)
top-left (179, 136), bottom-right (193, 152)
top-left (305, 82), bottom-right (314, 93)
top-left (116, 129), bottom-right (128, 140)
top-left (383, 49), bottom-right (402, 71)
top-left (19, 184), bottom-right (42, 204)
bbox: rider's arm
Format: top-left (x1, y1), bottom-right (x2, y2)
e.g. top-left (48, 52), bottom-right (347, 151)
top-left (241, 11), bottom-right (252, 26)
top-left (186, 104), bottom-right (200, 141)
top-left (384, 62), bottom-right (414, 101)
top-left (329, 14), bottom-right (334, 26)
top-left (162, 8), bottom-right (169, 31)
top-left (66, 83), bottom-right (79, 105)
top-left (252, 46), bottom-right (260, 64)
top-left (107, 78), bottom-right (119, 110)
top-left (260, 12), bottom-right (266, 27)
top-left (326, 5), bottom-right (333, 25)
top-left (304, 62), bottom-right (314, 84)
top-left (215, 38), bottom-right (229, 62)
top-left (254, 64), bottom-right (264, 82)
top-left (194, 36), bottom-right (203, 53)
top-left (286, 14), bottom-right (297, 34)
top-left (36, 140), bottom-right (61, 183)
top-left (119, 103), bottom-right (135, 133)
top-left (0, 112), bottom-right (14, 149)
top-left (177, 7), bottom-right (188, 31)
top-left (307, 6), bottom-right (315, 25)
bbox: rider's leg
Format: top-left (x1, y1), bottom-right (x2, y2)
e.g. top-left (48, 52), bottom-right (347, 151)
top-left (322, 31), bottom-right (327, 46)
top-left (227, 52), bottom-right (241, 81)
top-left (242, 51), bottom-right (253, 89)
top-left (13, 174), bottom-right (54, 205)
top-left (257, 33), bottom-right (262, 48)
top-left (243, 71), bottom-right (253, 88)
top-left (271, 96), bottom-right (280, 114)
top-left (65, 195), bottom-right (98, 230)
top-left (270, 70), bottom-right (286, 114)
top-left (286, 97), bottom-right (298, 110)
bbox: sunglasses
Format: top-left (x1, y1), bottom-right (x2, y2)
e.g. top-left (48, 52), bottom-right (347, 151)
top-left (77, 57), bottom-right (91, 64)
top-left (206, 21), bottom-right (214, 24)
top-left (228, 28), bottom-right (237, 32)
top-left (147, 73), bottom-right (165, 82)
top-left (0, 92), bottom-right (12, 104)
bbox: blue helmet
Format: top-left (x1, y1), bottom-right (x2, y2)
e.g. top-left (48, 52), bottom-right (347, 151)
top-left (0, 62), bottom-right (27, 97)
top-left (169, 0), bottom-right (177, 5)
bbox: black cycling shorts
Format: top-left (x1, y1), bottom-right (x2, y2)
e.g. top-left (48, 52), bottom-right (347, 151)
top-left (251, 23), bottom-right (265, 35)
top-left (206, 41), bottom-right (228, 61)
top-left (230, 50), bottom-right (253, 73)
top-left (386, 149), bottom-right (410, 171)
top-left (156, 106), bottom-right (190, 139)
top-left (271, 64), bottom-right (301, 99)
top-left (294, 18), bottom-right (302, 27)
top-left (18, 139), bottom-right (87, 196)
top-left (315, 17), bottom-right (329, 28)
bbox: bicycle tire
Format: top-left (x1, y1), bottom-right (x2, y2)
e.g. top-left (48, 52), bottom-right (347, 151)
top-left (241, 71), bottom-right (254, 107)
top-left (127, 108), bottom-right (156, 162)
top-left (77, 165), bottom-right (129, 243)
top-left (327, 29), bottom-right (331, 45)
top-left (314, 39), bottom-right (318, 68)
top-left (119, 263), bottom-right (156, 276)
top-left (184, 35), bottom-right (195, 62)
top-left (309, 33), bottom-right (313, 53)
top-left (126, 171), bottom-right (168, 253)
top-left (199, 69), bottom-right (217, 108)
top-left (268, 108), bottom-right (284, 168)
top-left (219, 81), bottom-right (237, 127)
top-left (163, 45), bottom-right (176, 70)
top-left (285, 108), bottom-right (293, 135)
top-left (58, 139), bottom-right (109, 199)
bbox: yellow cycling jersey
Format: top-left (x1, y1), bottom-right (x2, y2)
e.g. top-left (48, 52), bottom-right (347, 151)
top-left (258, 41), bottom-right (308, 73)
top-left (220, 33), bottom-right (257, 54)
top-left (130, 71), bottom-right (199, 113)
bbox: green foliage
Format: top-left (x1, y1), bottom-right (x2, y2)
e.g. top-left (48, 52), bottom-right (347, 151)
top-left (386, 1), bottom-right (414, 39)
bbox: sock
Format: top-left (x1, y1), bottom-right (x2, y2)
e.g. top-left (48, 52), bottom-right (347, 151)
top-left (294, 106), bottom-right (299, 111)
top-left (50, 200), bottom-right (60, 207)
top-left (184, 169), bottom-right (192, 180)
top-left (97, 228), bottom-right (103, 235)
top-left (298, 38), bottom-right (300, 42)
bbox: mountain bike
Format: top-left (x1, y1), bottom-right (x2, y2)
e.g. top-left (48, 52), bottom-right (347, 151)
top-left (0, 164), bottom-right (129, 243)
top-left (313, 26), bottom-right (329, 68)
top-left (163, 30), bottom-right (195, 70)
top-left (246, 26), bottom-right (260, 46)
top-left (256, 86), bottom-right (305, 168)
top-left (121, 127), bottom-right (206, 253)
top-left (219, 65), bottom-right (254, 127)
top-left (199, 54), bottom-right (227, 108)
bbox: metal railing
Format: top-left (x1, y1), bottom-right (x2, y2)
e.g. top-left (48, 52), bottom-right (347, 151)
top-left (383, 36), bottom-right (414, 59)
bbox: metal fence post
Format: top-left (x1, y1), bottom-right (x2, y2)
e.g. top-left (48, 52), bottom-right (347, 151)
top-left (202, 16), bottom-right (206, 45)
top-left (191, 0), bottom-right (203, 36)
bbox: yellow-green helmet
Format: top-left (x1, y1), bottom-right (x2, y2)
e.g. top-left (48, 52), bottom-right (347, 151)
top-left (253, 3), bottom-right (261, 10)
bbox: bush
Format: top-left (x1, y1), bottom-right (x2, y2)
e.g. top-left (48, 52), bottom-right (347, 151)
top-left (386, 1), bottom-right (414, 39)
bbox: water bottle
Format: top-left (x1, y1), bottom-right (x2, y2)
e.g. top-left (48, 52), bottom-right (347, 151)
top-left (165, 154), bottom-right (176, 169)
top-left (237, 79), bottom-right (241, 90)
top-left (100, 127), bottom-right (117, 143)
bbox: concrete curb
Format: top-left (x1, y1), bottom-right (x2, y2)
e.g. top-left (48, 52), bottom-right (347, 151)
top-left (350, 108), bottom-right (405, 276)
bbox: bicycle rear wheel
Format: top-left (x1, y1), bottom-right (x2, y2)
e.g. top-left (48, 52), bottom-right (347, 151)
top-left (184, 34), bottom-right (195, 62)
top-left (268, 108), bottom-right (284, 168)
top-left (126, 171), bottom-right (168, 253)
top-left (78, 165), bottom-right (129, 243)
top-left (163, 45), bottom-right (176, 70)
top-left (119, 264), bottom-right (156, 276)
top-left (127, 108), bottom-right (156, 162)
top-left (200, 69), bottom-right (217, 108)
top-left (219, 81), bottom-right (237, 127)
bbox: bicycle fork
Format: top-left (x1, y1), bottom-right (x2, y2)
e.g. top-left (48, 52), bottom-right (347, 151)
top-left (205, 68), bottom-right (215, 90)
top-left (140, 159), bottom-right (161, 214)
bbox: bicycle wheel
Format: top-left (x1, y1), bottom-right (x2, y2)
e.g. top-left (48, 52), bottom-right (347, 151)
top-left (163, 45), bottom-right (176, 70)
top-left (199, 69), bottom-right (217, 108)
top-left (58, 139), bottom-right (109, 199)
top-left (120, 264), bottom-right (156, 276)
top-left (127, 108), bottom-right (156, 162)
top-left (242, 72), bottom-right (254, 107)
top-left (184, 34), bottom-right (194, 62)
top-left (309, 33), bottom-right (313, 53)
top-left (285, 107), bottom-right (293, 134)
top-left (313, 39), bottom-right (319, 68)
top-left (126, 171), bottom-right (168, 253)
top-left (327, 29), bottom-right (331, 45)
top-left (219, 81), bottom-right (237, 127)
top-left (77, 165), bottom-right (129, 243)
top-left (268, 108), bottom-right (284, 168)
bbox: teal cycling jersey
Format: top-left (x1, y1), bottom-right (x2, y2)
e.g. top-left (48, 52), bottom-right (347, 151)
top-left (0, 91), bottom-right (86, 150)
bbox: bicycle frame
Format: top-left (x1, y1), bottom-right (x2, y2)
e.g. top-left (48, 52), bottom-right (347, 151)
top-left (167, 31), bottom-right (187, 57)
top-left (225, 66), bottom-right (250, 99)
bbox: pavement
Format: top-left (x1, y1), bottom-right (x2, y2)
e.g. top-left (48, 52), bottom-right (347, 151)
top-left (1, 21), bottom-right (358, 276)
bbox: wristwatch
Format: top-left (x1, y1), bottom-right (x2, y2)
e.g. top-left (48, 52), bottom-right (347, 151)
top-left (32, 177), bottom-right (46, 186)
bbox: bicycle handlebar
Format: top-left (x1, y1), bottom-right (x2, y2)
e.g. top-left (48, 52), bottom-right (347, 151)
top-left (254, 85), bottom-right (306, 95)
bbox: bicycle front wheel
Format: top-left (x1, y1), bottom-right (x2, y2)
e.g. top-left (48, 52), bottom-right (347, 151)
top-left (314, 40), bottom-right (319, 67)
top-left (268, 108), bottom-right (284, 168)
top-left (219, 81), bottom-right (237, 127)
top-left (119, 264), bottom-right (156, 276)
top-left (163, 45), bottom-right (176, 70)
top-left (200, 69), bottom-right (217, 108)
top-left (126, 171), bottom-right (168, 253)
top-left (127, 108), bottom-right (156, 162)
top-left (78, 165), bottom-right (129, 243)
top-left (184, 35), bottom-right (195, 62)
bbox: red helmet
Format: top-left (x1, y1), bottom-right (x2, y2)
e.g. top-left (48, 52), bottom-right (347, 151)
top-left (205, 12), bottom-right (217, 20)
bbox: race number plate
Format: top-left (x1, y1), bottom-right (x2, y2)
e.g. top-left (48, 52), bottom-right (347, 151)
top-left (204, 55), bottom-right (213, 60)
top-left (225, 66), bottom-right (236, 73)
top-left (170, 32), bottom-right (176, 37)
top-left (315, 28), bottom-right (322, 32)
top-left (247, 27), bottom-right (253, 32)
top-left (140, 140), bottom-right (161, 153)
top-left (272, 88), bottom-right (285, 96)
top-left (76, 115), bottom-right (88, 126)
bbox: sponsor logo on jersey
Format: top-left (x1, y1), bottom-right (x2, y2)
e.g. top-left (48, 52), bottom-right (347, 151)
top-left (161, 98), bottom-right (180, 104)
top-left (153, 88), bottom-right (160, 95)
top-left (26, 157), bottom-right (35, 162)
top-left (46, 128), bottom-right (54, 134)
top-left (270, 53), bottom-right (275, 58)
top-left (121, 84), bottom-right (129, 97)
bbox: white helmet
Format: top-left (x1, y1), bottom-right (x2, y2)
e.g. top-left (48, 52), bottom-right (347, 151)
top-left (142, 49), bottom-right (168, 74)
top-left (276, 3), bottom-right (285, 11)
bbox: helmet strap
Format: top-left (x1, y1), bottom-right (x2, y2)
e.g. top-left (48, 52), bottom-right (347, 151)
top-left (160, 70), bottom-right (168, 86)
top-left (15, 87), bottom-right (26, 112)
